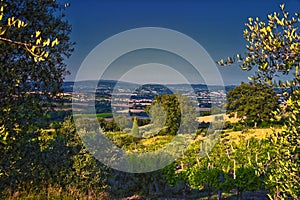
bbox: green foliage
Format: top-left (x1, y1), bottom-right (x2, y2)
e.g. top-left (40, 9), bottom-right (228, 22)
top-left (147, 93), bottom-right (198, 136)
top-left (0, 0), bottom-right (73, 145)
top-left (131, 117), bottom-right (140, 138)
top-left (202, 106), bottom-right (223, 116)
top-left (161, 162), bottom-right (180, 187)
top-left (226, 82), bottom-right (279, 127)
top-left (218, 4), bottom-right (300, 199)
top-left (0, 0), bottom-right (74, 143)
top-left (0, 0), bottom-right (58, 62)
top-left (231, 122), bottom-right (246, 132)
top-left (235, 167), bottom-right (262, 199)
top-left (105, 131), bottom-right (174, 153)
top-left (59, 118), bottom-right (110, 194)
top-left (98, 118), bottom-right (121, 132)
top-left (187, 164), bottom-right (224, 199)
top-left (114, 115), bottom-right (132, 130)
top-left (218, 4), bottom-right (300, 86)
top-left (145, 103), bottom-right (167, 137)
top-left (163, 132), bottom-right (272, 199)
top-left (0, 0), bottom-right (74, 196)
top-left (104, 131), bottom-right (134, 149)
top-left (0, 117), bottom-right (111, 198)
top-left (149, 94), bottom-right (181, 135)
top-left (262, 91), bottom-right (300, 199)
top-left (108, 170), bottom-right (170, 198)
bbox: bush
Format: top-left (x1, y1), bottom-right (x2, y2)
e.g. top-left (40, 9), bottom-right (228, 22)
top-left (232, 123), bottom-right (246, 131)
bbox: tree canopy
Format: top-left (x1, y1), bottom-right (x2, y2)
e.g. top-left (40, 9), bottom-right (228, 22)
top-left (226, 82), bottom-right (279, 127)
top-left (0, 0), bottom-right (74, 141)
top-left (147, 94), bottom-right (198, 136)
top-left (0, 0), bottom-right (74, 193)
top-left (219, 4), bottom-right (299, 199)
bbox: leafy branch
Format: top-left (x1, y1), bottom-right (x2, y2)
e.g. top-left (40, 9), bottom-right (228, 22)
top-left (218, 4), bottom-right (300, 86)
top-left (0, 2), bottom-right (59, 62)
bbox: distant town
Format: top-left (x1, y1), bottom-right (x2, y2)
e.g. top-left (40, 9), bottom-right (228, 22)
top-left (62, 80), bottom-right (231, 120)
top-left (61, 80), bottom-right (285, 121)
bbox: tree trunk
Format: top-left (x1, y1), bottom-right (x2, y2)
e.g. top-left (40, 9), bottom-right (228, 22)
top-left (207, 186), bottom-right (212, 200)
top-left (164, 183), bottom-right (170, 194)
top-left (218, 189), bottom-right (222, 200)
top-left (153, 176), bottom-right (160, 194)
top-left (149, 183), bottom-right (153, 195)
top-left (218, 172), bottom-right (224, 200)
top-left (237, 190), bottom-right (243, 200)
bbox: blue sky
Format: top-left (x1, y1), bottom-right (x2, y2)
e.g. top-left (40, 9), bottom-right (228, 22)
top-left (64, 0), bottom-right (300, 85)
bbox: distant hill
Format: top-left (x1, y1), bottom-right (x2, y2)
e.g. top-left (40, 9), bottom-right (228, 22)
top-left (63, 80), bottom-right (237, 93)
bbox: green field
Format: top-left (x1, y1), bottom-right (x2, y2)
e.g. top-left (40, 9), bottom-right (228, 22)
top-left (73, 113), bottom-right (113, 118)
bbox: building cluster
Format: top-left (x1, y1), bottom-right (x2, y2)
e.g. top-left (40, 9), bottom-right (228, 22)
top-left (68, 81), bottom-right (227, 119)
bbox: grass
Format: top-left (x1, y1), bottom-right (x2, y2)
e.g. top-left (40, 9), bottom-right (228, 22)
top-left (222, 128), bottom-right (272, 140)
top-left (104, 131), bottom-right (174, 152)
top-left (198, 114), bottom-right (238, 123)
top-left (140, 135), bottom-right (174, 147)
top-left (220, 127), bottom-right (281, 145)
top-left (3, 126), bottom-right (273, 200)
top-left (2, 190), bottom-right (267, 200)
top-left (104, 120), bottom-right (278, 154)
top-left (2, 189), bottom-right (110, 200)
top-left (73, 113), bottom-right (113, 118)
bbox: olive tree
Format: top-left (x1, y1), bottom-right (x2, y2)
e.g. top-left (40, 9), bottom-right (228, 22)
top-left (0, 0), bottom-right (73, 135)
top-left (226, 82), bottom-right (279, 127)
top-left (0, 0), bottom-right (73, 193)
top-left (218, 4), bottom-right (299, 199)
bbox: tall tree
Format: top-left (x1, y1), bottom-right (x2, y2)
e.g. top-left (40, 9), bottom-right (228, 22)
top-left (0, 0), bottom-right (73, 193)
top-left (0, 0), bottom-right (73, 135)
top-left (149, 94), bottom-right (198, 136)
top-left (226, 82), bottom-right (279, 127)
top-left (153, 94), bottom-right (181, 135)
top-left (131, 117), bottom-right (140, 138)
top-left (219, 4), bottom-right (299, 199)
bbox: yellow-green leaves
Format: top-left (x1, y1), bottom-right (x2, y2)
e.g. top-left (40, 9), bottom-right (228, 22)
top-left (227, 56), bottom-right (234, 64)
top-left (274, 14), bottom-right (285, 26)
top-left (35, 30), bottom-right (41, 38)
top-left (260, 62), bottom-right (268, 70)
top-left (17, 20), bottom-right (26, 28)
top-left (0, 27), bottom-right (5, 35)
top-left (0, 125), bottom-right (9, 145)
top-left (43, 38), bottom-right (50, 46)
top-left (36, 37), bottom-right (41, 45)
top-left (0, 4), bottom-right (4, 21)
top-left (222, 4), bottom-right (300, 84)
top-left (280, 3), bottom-right (285, 11)
top-left (217, 4), bottom-right (300, 199)
top-left (295, 64), bottom-right (299, 77)
top-left (7, 16), bottom-right (28, 28)
top-left (51, 38), bottom-right (59, 47)
top-left (0, 12), bottom-right (28, 36)
top-left (248, 17), bottom-right (253, 24)
top-left (0, 3), bottom-right (60, 63)
top-left (260, 27), bottom-right (268, 35)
